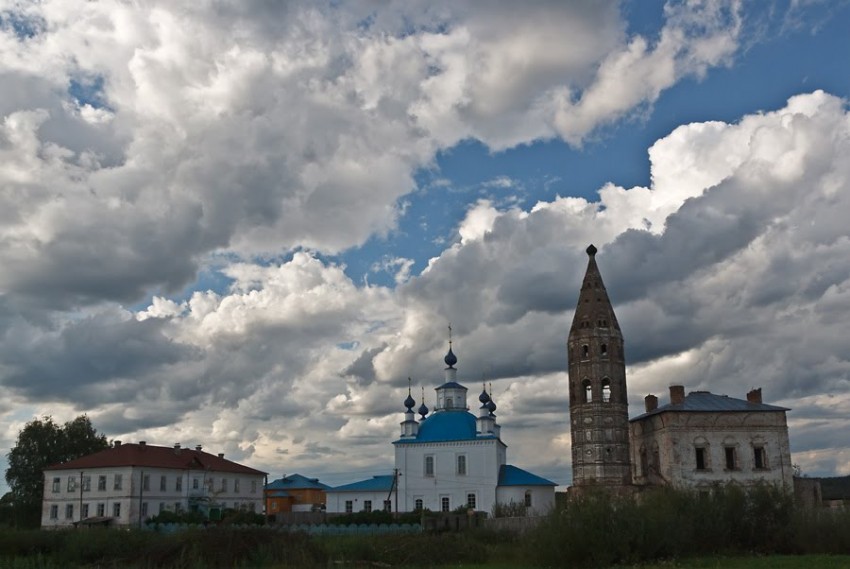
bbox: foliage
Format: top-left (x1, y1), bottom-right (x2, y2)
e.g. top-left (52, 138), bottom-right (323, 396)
top-left (145, 509), bottom-right (207, 526)
top-left (492, 500), bottom-right (526, 518)
top-left (523, 483), bottom-right (807, 568)
top-left (5, 416), bottom-right (108, 528)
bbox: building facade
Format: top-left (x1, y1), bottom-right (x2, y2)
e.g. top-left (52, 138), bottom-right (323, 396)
top-left (630, 386), bottom-right (794, 490)
top-left (265, 473), bottom-right (329, 514)
top-left (567, 244), bottom-right (632, 489)
top-left (42, 441), bottom-right (266, 529)
top-left (327, 343), bottom-right (556, 516)
top-left (566, 245), bottom-right (794, 493)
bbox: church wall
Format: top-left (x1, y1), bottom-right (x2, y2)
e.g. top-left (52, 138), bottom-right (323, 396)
top-left (495, 486), bottom-right (555, 516)
top-left (630, 411), bottom-right (793, 490)
top-left (395, 439), bottom-right (502, 513)
top-left (325, 491), bottom-right (393, 514)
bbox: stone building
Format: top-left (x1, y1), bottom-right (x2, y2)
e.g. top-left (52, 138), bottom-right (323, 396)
top-left (630, 386), bottom-right (794, 490)
top-left (567, 244), bottom-right (632, 489)
top-left (567, 245), bottom-right (794, 492)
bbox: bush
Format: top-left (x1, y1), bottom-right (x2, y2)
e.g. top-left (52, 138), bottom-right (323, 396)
top-left (524, 483), bottom-right (803, 568)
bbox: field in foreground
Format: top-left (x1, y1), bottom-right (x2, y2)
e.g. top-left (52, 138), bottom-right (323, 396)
top-left (448, 557), bottom-right (850, 569)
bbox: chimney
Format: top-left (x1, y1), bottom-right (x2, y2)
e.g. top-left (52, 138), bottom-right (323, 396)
top-left (113, 440), bottom-right (122, 447)
top-left (195, 445), bottom-right (202, 451)
top-left (669, 385), bottom-right (685, 405)
top-left (174, 443), bottom-right (181, 449)
top-left (645, 394), bottom-right (658, 412)
top-left (139, 441), bottom-right (146, 447)
top-left (218, 453), bottom-right (225, 459)
top-left (747, 388), bottom-right (763, 404)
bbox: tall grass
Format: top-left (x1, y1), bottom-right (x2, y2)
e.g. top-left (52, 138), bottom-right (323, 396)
top-left (523, 483), bottom-right (847, 568)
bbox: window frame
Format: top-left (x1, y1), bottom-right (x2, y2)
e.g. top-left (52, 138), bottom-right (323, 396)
top-left (424, 455), bottom-right (435, 477)
top-left (456, 454), bottom-right (467, 476)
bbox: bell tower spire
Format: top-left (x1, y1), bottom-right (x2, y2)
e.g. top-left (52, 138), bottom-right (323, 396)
top-left (568, 244), bottom-right (631, 488)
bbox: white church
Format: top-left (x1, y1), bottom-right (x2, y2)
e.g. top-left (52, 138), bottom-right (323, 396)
top-left (326, 342), bottom-right (555, 515)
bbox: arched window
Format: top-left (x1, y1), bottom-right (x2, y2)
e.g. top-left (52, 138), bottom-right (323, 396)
top-left (601, 380), bottom-right (611, 403)
top-left (583, 380), bottom-right (592, 403)
top-left (582, 345), bottom-right (589, 358)
top-left (445, 397), bottom-right (453, 409)
top-left (524, 491), bottom-right (532, 508)
top-left (639, 447), bottom-right (648, 477)
top-left (600, 343), bottom-right (608, 356)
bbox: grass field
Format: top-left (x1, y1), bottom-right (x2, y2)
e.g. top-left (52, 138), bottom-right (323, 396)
top-left (444, 556), bottom-right (850, 569)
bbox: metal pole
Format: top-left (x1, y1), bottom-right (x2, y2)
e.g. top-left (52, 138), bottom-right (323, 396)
top-left (138, 470), bottom-right (144, 528)
top-left (79, 470), bottom-right (84, 526)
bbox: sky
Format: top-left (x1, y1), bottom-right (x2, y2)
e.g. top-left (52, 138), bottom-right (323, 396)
top-left (1, 0), bottom-right (849, 492)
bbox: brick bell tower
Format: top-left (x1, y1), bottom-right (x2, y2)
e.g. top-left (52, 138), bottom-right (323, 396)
top-left (568, 244), bottom-right (632, 488)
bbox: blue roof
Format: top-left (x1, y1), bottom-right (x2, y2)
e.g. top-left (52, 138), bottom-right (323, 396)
top-left (630, 391), bottom-right (790, 421)
top-left (498, 465), bottom-right (556, 487)
top-left (327, 475), bottom-right (394, 493)
top-left (393, 410), bottom-right (496, 444)
top-left (265, 473), bottom-right (331, 491)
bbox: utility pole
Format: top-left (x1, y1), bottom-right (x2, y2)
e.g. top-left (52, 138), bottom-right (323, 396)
top-left (79, 470), bottom-right (84, 526)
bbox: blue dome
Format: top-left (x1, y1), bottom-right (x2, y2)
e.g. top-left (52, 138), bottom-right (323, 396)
top-left (418, 402), bottom-right (429, 417)
top-left (404, 393), bottom-right (416, 411)
top-left (444, 347), bottom-right (458, 368)
top-left (413, 411), bottom-right (478, 442)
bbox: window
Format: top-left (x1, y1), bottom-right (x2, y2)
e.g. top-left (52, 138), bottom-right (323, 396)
top-left (457, 455), bottom-right (467, 476)
top-left (414, 498), bottom-right (423, 511)
top-left (175, 502), bottom-right (182, 511)
top-left (583, 380), bottom-right (592, 403)
top-left (725, 447), bottom-right (737, 470)
top-left (271, 501), bottom-right (278, 511)
top-left (248, 502), bottom-right (256, 512)
top-left (65, 504), bottom-right (74, 519)
top-left (50, 505), bottom-right (58, 519)
top-left (176, 477), bottom-right (182, 491)
top-left (601, 343), bottom-right (608, 356)
top-left (98, 475), bottom-right (106, 491)
top-left (754, 446), bottom-right (767, 469)
top-left (114, 474), bottom-right (123, 490)
top-left (441, 497), bottom-right (450, 512)
top-left (159, 502), bottom-right (165, 513)
top-left (445, 397), bottom-right (453, 408)
top-left (524, 491), bottom-right (532, 508)
top-left (234, 479), bottom-right (239, 493)
top-left (220, 478), bottom-right (228, 492)
top-left (582, 345), bottom-right (589, 358)
top-left (425, 455), bottom-right (434, 477)
top-left (82, 504), bottom-right (89, 518)
top-left (67, 476), bottom-right (76, 492)
top-left (141, 502), bottom-right (148, 517)
top-left (602, 380), bottom-right (611, 403)
top-left (52, 477), bottom-right (60, 493)
top-left (250, 480), bottom-right (257, 494)
top-left (383, 500), bottom-right (392, 512)
top-left (467, 493), bottom-right (476, 510)
top-left (143, 474), bottom-right (150, 491)
top-left (639, 447), bottom-right (648, 477)
top-left (193, 478), bottom-right (200, 490)
top-left (160, 475), bottom-right (167, 491)
top-left (97, 503), bottom-right (105, 517)
top-left (113, 502), bottom-right (121, 518)
top-left (695, 447), bottom-right (707, 471)
top-left (345, 500), bottom-right (353, 514)
top-left (363, 500), bottom-right (372, 513)
top-left (82, 476), bottom-right (91, 492)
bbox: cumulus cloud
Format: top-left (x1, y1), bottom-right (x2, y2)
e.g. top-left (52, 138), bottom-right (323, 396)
top-left (4, 2), bottom-right (849, 486)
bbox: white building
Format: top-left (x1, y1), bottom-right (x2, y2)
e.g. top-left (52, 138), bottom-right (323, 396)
top-left (630, 386), bottom-right (794, 490)
top-left (327, 344), bottom-right (556, 516)
top-left (42, 441), bottom-right (267, 529)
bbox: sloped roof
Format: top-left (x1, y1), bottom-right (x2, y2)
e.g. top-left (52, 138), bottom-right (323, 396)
top-left (45, 443), bottom-right (266, 475)
top-left (630, 391), bottom-right (790, 421)
top-left (393, 410), bottom-right (497, 444)
top-left (498, 464), bottom-right (556, 487)
top-left (265, 473), bottom-right (330, 491)
top-left (327, 475), bottom-right (394, 493)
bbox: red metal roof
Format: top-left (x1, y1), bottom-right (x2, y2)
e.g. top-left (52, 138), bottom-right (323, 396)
top-left (45, 443), bottom-right (266, 475)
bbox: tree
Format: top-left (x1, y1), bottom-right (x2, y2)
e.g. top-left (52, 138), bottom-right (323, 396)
top-left (5, 415), bottom-right (108, 527)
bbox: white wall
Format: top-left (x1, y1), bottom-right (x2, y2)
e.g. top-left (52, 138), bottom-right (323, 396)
top-left (42, 466), bottom-right (265, 528)
top-left (394, 439), bottom-right (504, 513)
top-left (326, 491), bottom-right (393, 514)
top-left (495, 486), bottom-right (555, 517)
